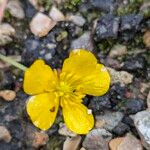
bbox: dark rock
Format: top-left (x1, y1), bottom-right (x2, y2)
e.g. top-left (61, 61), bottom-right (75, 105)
top-left (95, 14), bottom-right (120, 40)
top-left (22, 35), bottom-right (57, 67)
top-left (119, 14), bottom-right (143, 41)
top-left (112, 122), bottom-right (130, 136)
top-left (0, 70), bottom-right (15, 90)
top-left (123, 99), bottom-right (145, 115)
top-left (23, 1), bottom-right (37, 19)
top-left (47, 124), bottom-right (59, 136)
top-left (88, 93), bottom-right (111, 114)
top-left (120, 14), bottom-right (143, 31)
top-left (90, 0), bottom-right (116, 13)
top-left (122, 116), bottom-right (135, 128)
top-left (122, 56), bottom-right (146, 72)
top-left (109, 83), bottom-right (126, 108)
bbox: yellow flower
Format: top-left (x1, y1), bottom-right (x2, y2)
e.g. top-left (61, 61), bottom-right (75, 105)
top-left (23, 49), bottom-right (110, 134)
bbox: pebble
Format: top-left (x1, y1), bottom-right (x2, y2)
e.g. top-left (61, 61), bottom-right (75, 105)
top-left (132, 110), bottom-right (150, 149)
top-left (112, 122), bottom-right (130, 136)
top-left (63, 136), bottom-right (82, 150)
top-left (0, 23), bottom-right (15, 46)
top-left (70, 32), bottom-right (93, 51)
top-left (109, 133), bottom-right (143, 150)
top-left (120, 14), bottom-right (143, 31)
top-left (0, 90), bottom-right (16, 101)
top-left (107, 67), bottom-right (133, 85)
top-left (109, 137), bottom-right (124, 150)
top-left (122, 56), bottom-right (146, 72)
top-left (88, 94), bottom-right (111, 115)
top-left (109, 44), bottom-right (127, 58)
top-left (143, 31), bottom-right (150, 48)
top-left (58, 123), bottom-right (77, 137)
top-left (91, 0), bottom-right (116, 13)
top-left (49, 6), bottom-right (65, 22)
top-left (30, 12), bottom-right (56, 37)
top-left (95, 14), bottom-right (120, 40)
top-left (95, 111), bottom-right (124, 131)
top-left (32, 132), bottom-right (49, 148)
top-left (123, 99), bottom-right (145, 115)
top-left (6, 0), bottom-right (25, 19)
top-left (147, 91), bottom-right (150, 109)
top-left (66, 14), bottom-right (86, 27)
top-left (82, 128), bottom-right (112, 150)
top-left (117, 133), bottom-right (143, 150)
top-left (0, 126), bottom-right (12, 143)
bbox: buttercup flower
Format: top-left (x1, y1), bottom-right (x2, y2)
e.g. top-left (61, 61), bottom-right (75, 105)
top-left (23, 49), bottom-right (110, 134)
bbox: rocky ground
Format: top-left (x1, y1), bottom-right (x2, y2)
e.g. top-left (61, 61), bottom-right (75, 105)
top-left (0, 0), bottom-right (150, 150)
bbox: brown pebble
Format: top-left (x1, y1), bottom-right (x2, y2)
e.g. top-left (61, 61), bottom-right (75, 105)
top-left (143, 31), bottom-right (150, 48)
top-left (32, 132), bottom-right (49, 148)
top-left (0, 90), bottom-right (16, 101)
top-left (0, 126), bottom-right (12, 143)
top-left (109, 137), bottom-right (124, 150)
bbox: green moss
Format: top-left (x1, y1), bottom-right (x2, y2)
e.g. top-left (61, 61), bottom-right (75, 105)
top-left (37, 0), bottom-right (52, 11)
top-left (117, 0), bottom-right (144, 16)
top-left (61, 0), bottom-right (82, 11)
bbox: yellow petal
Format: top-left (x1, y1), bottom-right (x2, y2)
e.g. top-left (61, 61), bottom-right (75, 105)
top-left (26, 93), bottom-right (59, 130)
top-left (60, 49), bottom-right (110, 96)
top-left (62, 100), bottom-right (94, 134)
top-left (23, 59), bottom-right (58, 95)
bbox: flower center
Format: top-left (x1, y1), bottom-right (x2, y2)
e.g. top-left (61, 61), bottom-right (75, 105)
top-left (56, 81), bottom-right (72, 97)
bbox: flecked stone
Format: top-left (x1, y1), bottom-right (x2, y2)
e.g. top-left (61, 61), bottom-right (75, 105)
top-left (107, 67), bottom-right (133, 85)
top-left (0, 126), bottom-right (12, 143)
top-left (82, 128), bottom-right (112, 150)
top-left (95, 111), bottom-right (124, 131)
top-left (88, 94), bottom-right (111, 115)
top-left (95, 14), bottom-right (120, 40)
top-left (132, 110), bottom-right (150, 149)
top-left (30, 12), bottom-right (56, 37)
top-left (7, 0), bottom-right (25, 19)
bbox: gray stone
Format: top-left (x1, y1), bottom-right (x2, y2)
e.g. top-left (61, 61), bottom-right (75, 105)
top-left (70, 32), bottom-right (93, 51)
top-left (95, 111), bottom-right (124, 131)
top-left (67, 14), bottom-right (86, 26)
top-left (49, 6), bottom-right (65, 22)
top-left (109, 44), bottom-right (127, 58)
top-left (96, 14), bottom-right (120, 40)
top-left (107, 67), bottom-right (133, 85)
top-left (0, 23), bottom-right (15, 46)
top-left (132, 110), bottom-right (150, 150)
top-left (7, 0), bottom-right (25, 19)
top-left (83, 128), bottom-right (112, 150)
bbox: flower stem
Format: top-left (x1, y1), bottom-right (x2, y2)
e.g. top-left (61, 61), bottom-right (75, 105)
top-left (0, 53), bottom-right (27, 71)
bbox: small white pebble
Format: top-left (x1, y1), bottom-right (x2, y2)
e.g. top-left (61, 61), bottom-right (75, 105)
top-left (87, 109), bottom-right (92, 114)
